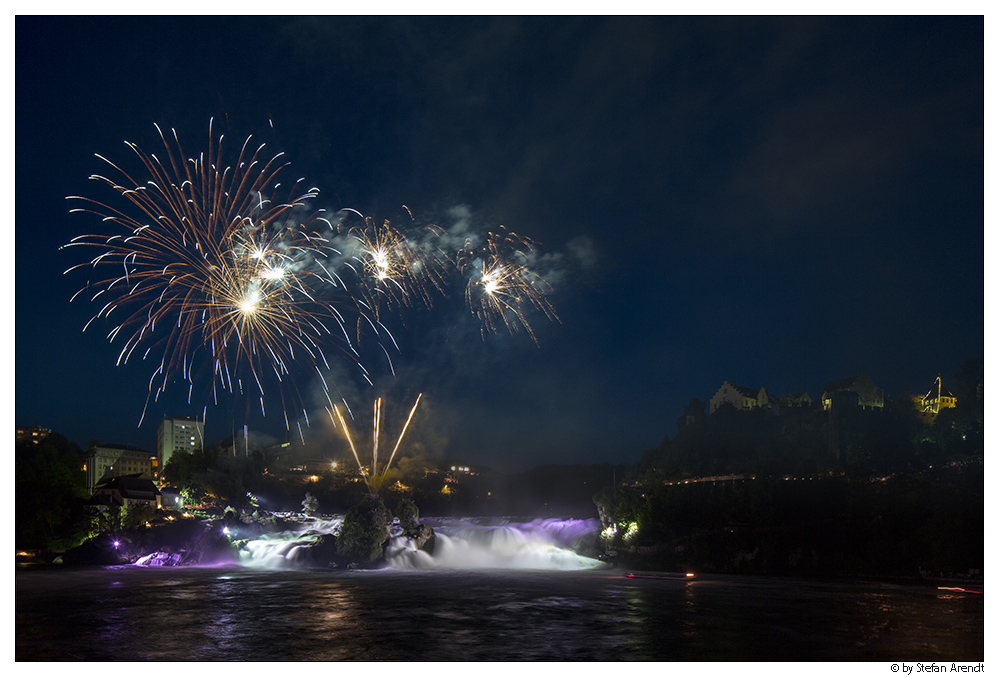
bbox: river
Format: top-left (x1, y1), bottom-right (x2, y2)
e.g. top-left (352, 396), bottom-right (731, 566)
top-left (15, 516), bottom-right (984, 661)
top-left (16, 566), bottom-right (984, 661)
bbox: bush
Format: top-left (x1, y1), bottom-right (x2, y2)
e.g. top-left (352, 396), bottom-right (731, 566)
top-left (336, 496), bottom-right (392, 563)
top-left (395, 498), bottom-right (420, 533)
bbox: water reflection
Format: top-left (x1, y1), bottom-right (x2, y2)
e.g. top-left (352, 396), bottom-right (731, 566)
top-left (16, 568), bottom-right (984, 661)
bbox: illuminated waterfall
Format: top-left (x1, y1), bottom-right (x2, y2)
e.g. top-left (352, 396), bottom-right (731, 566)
top-left (385, 518), bottom-right (606, 571)
top-left (238, 516), bottom-right (344, 569)
top-left (134, 514), bottom-right (605, 571)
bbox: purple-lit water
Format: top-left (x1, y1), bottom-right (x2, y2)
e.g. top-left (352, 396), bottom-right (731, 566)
top-left (235, 516), bottom-right (606, 570)
top-left (15, 517), bottom-right (984, 661)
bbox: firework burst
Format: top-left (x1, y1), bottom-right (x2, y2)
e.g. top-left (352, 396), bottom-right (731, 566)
top-left (64, 120), bottom-right (564, 448)
top-left (339, 209), bottom-right (448, 321)
top-left (457, 227), bottom-right (559, 344)
top-left (333, 393), bottom-right (422, 494)
top-left (63, 120), bottom-right (360, 430)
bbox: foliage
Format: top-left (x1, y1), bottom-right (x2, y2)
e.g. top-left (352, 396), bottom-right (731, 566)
top-left (593, 465), bottom-right (983, 577)
top-left (88, 503), bottom-right (158, 538)
top-left (302, 492), bottom-right (319, 516)
top-left (395, 498), bottom-right (420, 532)
top-left (15, 434), bottom-right (91, 550)
top-left (639, 368), bottom-right (982, 483)
top-left (336, 495), bottom-right (393, 563)
top-left (180, 483), bottom-right (209, 508)
top-left (163, 443), bottom-right (271, 513)
top-left (638, 402), bottom-right (828, 480)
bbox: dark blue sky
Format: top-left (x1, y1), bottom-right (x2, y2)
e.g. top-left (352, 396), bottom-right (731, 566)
top-left (15, 17), bottom-right (984, 472)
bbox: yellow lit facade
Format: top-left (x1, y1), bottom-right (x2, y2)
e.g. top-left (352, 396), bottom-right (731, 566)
top-left (921, 377), bottom-right (957, 415)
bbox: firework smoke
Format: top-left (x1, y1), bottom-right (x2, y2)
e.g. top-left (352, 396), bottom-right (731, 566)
top-left (63, 120), bottom-right (369, 430)
top-left (456, 226), bottom-right (560, 344)
top-left (64, 121), bottom-right (563, 438)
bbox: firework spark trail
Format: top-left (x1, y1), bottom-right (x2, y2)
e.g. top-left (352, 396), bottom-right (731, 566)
top-left (383, 392), bottom-right (422, 476)
top-left (456, 226), bottom-right (560, 344)
top-left (332, 403), bottom-right (364, 474)
top-left (63, 120), bottom-right (372, 429)
top-left (64, 120), bottom-right (562, 443)
top-left (337, 209), bottom-right (449, 321)
top-left (333, 394), bottom-right (423, 494)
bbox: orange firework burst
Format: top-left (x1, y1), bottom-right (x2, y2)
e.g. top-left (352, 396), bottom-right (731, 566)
top-left (63, 120), bottom-right (361, 429)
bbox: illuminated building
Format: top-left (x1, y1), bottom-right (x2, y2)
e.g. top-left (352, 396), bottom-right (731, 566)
top-left (444, 464), bottom-right (476, 485)
top-left (710, 381), bottom-right (771, 413)
top-left (16, 425), bottom-right (51, 444)
top-left (921, 376), bottom-right (957, 415)
top-left (821, 373), bottom-right (884, 411)
top-left (85, 444), bottom-right (155, 494)
top-left (157, 416), bottom-right (204, 471)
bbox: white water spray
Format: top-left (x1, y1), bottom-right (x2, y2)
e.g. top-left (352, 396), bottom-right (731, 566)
top-left (232, 515), bottom-right (605, 571)
top-left (237, 516), bottom-right (344, 569)
top-left (385, 518), bottom-right (605, 571)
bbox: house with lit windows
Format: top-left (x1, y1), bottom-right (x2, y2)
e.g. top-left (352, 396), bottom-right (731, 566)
top-left (157, 416), bottom-right (204, 472)
top-left (16, 425), bottom-right (51, 445)
top-left (84, 444), bottom-right (155, 494)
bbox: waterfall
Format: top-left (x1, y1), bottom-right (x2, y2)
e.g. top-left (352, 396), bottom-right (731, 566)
top-left (238, 516), bottom-right (344, 569)
top-left (135, 514), bottom-right (606, 571)
top-left (385, 518), bottom-right (606, 571)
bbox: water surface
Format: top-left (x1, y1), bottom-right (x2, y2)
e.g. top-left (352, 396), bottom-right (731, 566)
top-left (16, 566), bottom-right (983, 661)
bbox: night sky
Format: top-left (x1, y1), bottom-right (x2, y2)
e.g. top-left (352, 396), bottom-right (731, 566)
top-left (14, 16), bottom-right (984, 473)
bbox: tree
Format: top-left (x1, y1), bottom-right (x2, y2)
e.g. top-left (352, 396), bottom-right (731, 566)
top-left (949, 358), bottom-right (984, 455)
top-left (336, 495), bottom-right (393, 563)
top-left (302, 492), bottom-right (319, 516)
top-left (15, 434), bottom-right (91, 550)
top-left (162, 447), bottom-right (203, 487)
top-left (395, 498), bottom-right (420, 532)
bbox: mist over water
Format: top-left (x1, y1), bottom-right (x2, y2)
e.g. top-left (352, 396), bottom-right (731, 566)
top-left (229, 516), bottom-right (344, 569)
top-left (229, 515), bottom-right (605, 571)
top-left (387, 518), bottom-right (605, 570)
